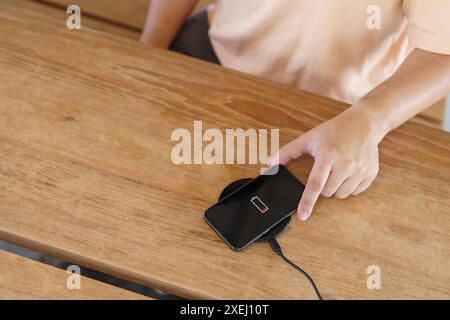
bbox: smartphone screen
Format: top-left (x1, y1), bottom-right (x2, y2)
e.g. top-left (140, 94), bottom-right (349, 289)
top-left (204, 165), bottom-right (304, 251)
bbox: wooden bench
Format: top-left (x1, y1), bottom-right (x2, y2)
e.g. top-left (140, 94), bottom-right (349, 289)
top-left (36, 0), bottom-right (213, 30)
top-left (0, 250), bottom-right (148, 299)
top-left (16, 0), bottom-right (138, 39)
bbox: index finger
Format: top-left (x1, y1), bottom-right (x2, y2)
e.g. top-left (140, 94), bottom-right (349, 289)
top-left (297, 160), bottom-right (332, 221)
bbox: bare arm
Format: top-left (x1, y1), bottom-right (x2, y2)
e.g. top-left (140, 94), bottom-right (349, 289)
top-left (275, 49), bottom-right (450, 221)
top-left (359, 49), bottom-right (450, 137)
top-left (140, 0), bottom-right (199, 49)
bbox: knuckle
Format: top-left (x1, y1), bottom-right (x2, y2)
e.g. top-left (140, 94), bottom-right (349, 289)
top-left (326, 147), bottom-right (339, 158)
top-left (316, 154), bottom-right (331, 166)
top-left (355, 161), bottom-right (367, 173)
top-left (309, 178), bottom-right (323, 192)
top-left (343, 160), bottom-right (357, 170)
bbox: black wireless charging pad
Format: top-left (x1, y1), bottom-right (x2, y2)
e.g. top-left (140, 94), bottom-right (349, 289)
top-left (218, 178), bottom-right (292, 243)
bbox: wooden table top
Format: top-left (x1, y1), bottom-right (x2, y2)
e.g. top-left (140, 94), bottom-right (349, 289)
top-left (1, 0), bottom-right (450, 299)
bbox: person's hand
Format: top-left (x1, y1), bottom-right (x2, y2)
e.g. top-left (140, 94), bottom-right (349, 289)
top-left (270, 107), bottom-right (384, 221)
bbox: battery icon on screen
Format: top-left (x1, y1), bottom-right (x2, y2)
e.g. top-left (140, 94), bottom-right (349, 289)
top-left (251, 196), bottom-right (269, 213)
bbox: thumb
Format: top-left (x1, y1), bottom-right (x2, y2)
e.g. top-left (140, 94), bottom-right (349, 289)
top-left (269, 136), bottom-right (308, 167)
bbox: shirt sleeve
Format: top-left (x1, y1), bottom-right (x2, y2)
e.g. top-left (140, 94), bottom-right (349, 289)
top-left (403, 0), bottom-right (450, 55)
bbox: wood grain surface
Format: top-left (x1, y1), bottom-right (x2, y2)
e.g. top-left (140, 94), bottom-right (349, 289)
top-left (1, 0), bottom-right (450, 299)
top-left (0, 250), bottom-right (148, 299)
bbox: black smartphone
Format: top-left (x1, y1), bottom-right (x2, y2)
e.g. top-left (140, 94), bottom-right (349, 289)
top-left (204, 165), bottom-right (304, 251)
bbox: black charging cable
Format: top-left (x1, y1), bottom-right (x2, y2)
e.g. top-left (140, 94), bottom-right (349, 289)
top-left (269, 238), bottom-right (323, 300)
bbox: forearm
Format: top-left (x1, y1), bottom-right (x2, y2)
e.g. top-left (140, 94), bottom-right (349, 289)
top-left (140, 0), bottom-right (199, 49)
top-left (352, 49), bottom-right (450, 142)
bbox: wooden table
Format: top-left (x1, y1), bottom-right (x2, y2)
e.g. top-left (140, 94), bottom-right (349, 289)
top-left (1, 0), bottom-right (450, 299)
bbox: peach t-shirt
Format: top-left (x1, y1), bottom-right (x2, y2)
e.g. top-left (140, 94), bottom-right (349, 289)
top-left (208, 0), bottom-right (450, 104)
